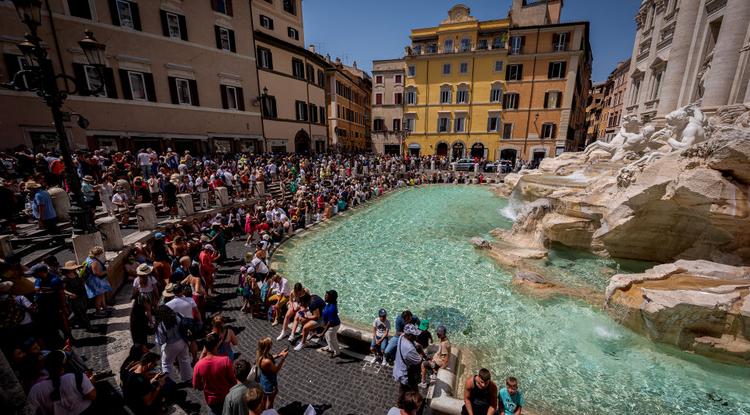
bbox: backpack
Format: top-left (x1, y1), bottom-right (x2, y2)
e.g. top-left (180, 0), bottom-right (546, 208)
top-left (177, 315), bottom-right (198, 342)
top-left (0, 295), bottom-right (25, 329)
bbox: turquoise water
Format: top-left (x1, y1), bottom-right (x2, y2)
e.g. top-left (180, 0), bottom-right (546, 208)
top-left (275, 186), bottom-right (750, 415)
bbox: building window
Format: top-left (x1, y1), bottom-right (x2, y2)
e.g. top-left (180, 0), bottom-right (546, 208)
top-left (215, 26), bottom-right (235, 52)
top-left (460, 38), bottom-right (471, 52)
top-left (477, 39), bottom-right (488, 50)
top-left (494, 61), bottom-right (503, 72)
top-left (544, 91), bottom-right (562, 108)
top-left (651, 71), bottom-right (663, 100)
top-left (160, 11), bottom-right (187, 40)
top-left (503, 93), bottom-right (519, 109)
top-left (393, 118), bottom-right (401, 131)
top-left (502, 123), bottom-right (513, 139)
top-left (460, 62), bottom-right (469, 74)
top-left (374, 119), bottom-right (385, 131)
top-left (454, 115), bottom-right (465, 132)
top-left (548, 61), bottom-right (566, 79)
top-left (168, 77), bottom-right (198, 106)
top-left (487, 114), bottom-right (500, 132)
top-left (490, 85), bottom-right (502, 103)
top-left (319, 106), bottom-right (326, 124)
top-left (221, 85), bottom-right (245, 110)
top-left (288, 27), bottom-right (299, 40)
top-left (395, 74), bottom-right (402, 84)
top-left (394, 93), bottom-right (403, 105)
top-left (68, 0), bottom-right (92, 19)
top-left (509, 36), bottom-right (524, 54)
top-left (439, 86), bottom-right (451, 104)
top-left (406, 89), bottom-right (416, 105)
top-left (444, 39), bottom-right (453, 53)
top-left (443, 63), bottom-right (451, 75)
top-left (375, 93), bottom-right (383, 105)
top-left (292, 58), bottom-right (305, 79)
top-left (260, 15), bottom-right (274, 29)
top-left (552, 32), bottom-right (569, 52)
top-left (408, 65), bottom-right (416, 77)
top-left (309, 104), bottom-right (318, 123)
top-left (492, 36), bottom-right (504, 50)
top-left (306, 63), bottom-right (314, 82)
top-left (630, 78), bottom-right (641, 105)
top-left (375, 75), bottom-right (383, 84)
top-left (456, 87), bottom-right (469, 104)
top-left (541, 123), bottom-right (556, 139)
top-left (506, 64), bottom-right (523, 81)
top-left (83, 65), bottom-right (106, 96)
top-left (257, 47), bottom-right (273, 69)
top-left (113, 0), bottom-right (140, 30)
top-left (427, 43), bottom-right (438, 53)
top-left (127, 72), bottom-right (146, 100)
top-left (211, 0), bottom-right (233, 16)
top-left (295, 100), bottom-right (307, 121)
top-left (176, 78), bottom-right (191, 104)
top-left (317, 70), bottom-right (325, 87)
top-left (283, 0), bottom-right (296, 15)
top-left (438, 116), bottom-right (450, 133)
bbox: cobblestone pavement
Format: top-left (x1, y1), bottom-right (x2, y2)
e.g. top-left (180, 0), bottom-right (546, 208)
top-left (70, 237), bottom-right (400, 415)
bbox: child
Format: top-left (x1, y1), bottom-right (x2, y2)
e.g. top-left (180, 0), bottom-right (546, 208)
top-left (132, 264), bottom-right (158, 327)
top-left (498, 376), bottom-right (524, 415)
top-left (371, 308), bottom-right (390, 363)
top-left (238, 266), bottom-right (254, 313)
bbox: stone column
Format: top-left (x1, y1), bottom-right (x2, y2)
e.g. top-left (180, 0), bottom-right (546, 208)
top-left (656, 0), bottom-right (702, 116)
top-left (0, 235), bottom-right (13, 258)
top-left (176, 194), bottom-right (194, 218)
top-left (47, 187), bottom-right (70, 222)
top-left (95, 216), bottom-right (123, 251)
top-left (215, 187), bottom-right (230, 207)
top-left (72, 232), bottom-right (104, 264)
top-left (702, 0), bottom-right (750, 108)
top-left (431, 160), bottom-right (435, 170)
top-left (135, 203), bottom-right (157, 231)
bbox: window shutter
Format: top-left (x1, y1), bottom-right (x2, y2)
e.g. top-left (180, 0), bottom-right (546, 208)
top-left (103, 68), bottom-right (118, 99)
top-left (236, 87), bottom-right (245, 111)
top-left (143, 72), bottom-right (156, 102)
top-left (168, 76), bottom-right (178, 104)
top-left (226, 0), bottom-right (233, 16)
top-left (561, 62), bottom-right (567, 77)
top-left (514, 94), bottom-right (519, 109)
top-left (552, 124), bottom-right (557, 139)
top-left (548, 62), bottom-right (553, 79)
top-left (556, 92), bottom-right (562, 108)
top-left (130, 2), bottom-right (141, 31)
top-left (188, 79), bottom-right (199, 106)
top-left (160, 10), bottom-right (169, 37)
top-left (211, 0), bottom-right (219, 12)
top-left (228, 30), bottom-right (236, 52)
top-left (565, 32), bottom-right (571, 50)
top-left (220, 85), bottom-right (228, 109)
top-left (71, 63), bottom-right (90, 96)
top-left (119, 69), bottom-right (132, 100)
top-left (268, 50), bottom-right (273, 69)
top-left (518, 64), bottom-right (523, 80)
top-left (178, 15), bottom-right (188, 41)
top-left (214, 26), bottom-right (222, 49)
top-left (269, 18), bottom-right (274, 30)
top-left (543, 92), bottom-right (549, 108)
top-left (552, 33), bottom-right (559, 49)
top-left (3, 54), bottom-right (21, 81)
top-left (108, 0), bottom-right (120, 26)
top-left (520, 36), bottom-right (526, 50)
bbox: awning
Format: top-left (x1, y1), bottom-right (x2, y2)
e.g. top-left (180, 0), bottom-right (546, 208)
top-left (408, 143), bottom-right (421, 149)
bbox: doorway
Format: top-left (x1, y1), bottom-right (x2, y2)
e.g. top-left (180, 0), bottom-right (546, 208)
top-left (294, 129), bottom-right (311, 154)
top-left (500, 149), bottom-right (518, 167)
top-left (436, 142), bottom-right (448, 157)
top-left (470, 143), bottom-right (485, 159)
top-left (451, 142), bottom-right (464, 160)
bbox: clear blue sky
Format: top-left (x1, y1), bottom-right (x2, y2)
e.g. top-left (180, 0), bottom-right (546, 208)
top-left (302, 0), bottom-right (640, 82)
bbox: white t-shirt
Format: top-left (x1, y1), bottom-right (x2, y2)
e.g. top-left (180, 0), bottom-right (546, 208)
top-left (387, 408), bottom-right (402, 415)
top-left (250, 257), bottom-right (269, 275)
top-left (137, 152), bottom-right (151, 166)
top-left (167, 296), bottom-right (197, 319)
top-left (373, 317), bottom-right (390, 338)
top-left (133, 275), bottom-right (157, 293)
top-left (270, 278), bottom-right (291, 296)
top-left (28, 373), bottom-right (94, 415)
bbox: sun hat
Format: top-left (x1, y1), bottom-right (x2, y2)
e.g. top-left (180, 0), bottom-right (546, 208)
top-left (162, 283), bottom-right (176, 298)
top-left (136, 263), bottom-right (153, 276)
top-left (403, 323), bottom-right (421, 336)
top-left (203, 244), bottom-right (215, 251)
top-left (378, 308), bottom-right (387, 317)
top-left (419, 319), bottom-right (430, 331)
top-left (25, 181), bottom-right (41, 189)
top-left (0, 281), bottom-right (13, 293)
top-left (61, 261), bottom-right (83, 271)
top-left (83, 175), bottom-right (95, 183)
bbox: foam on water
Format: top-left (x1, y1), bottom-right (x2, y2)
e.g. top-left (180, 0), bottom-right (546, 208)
top-left (276, 186), bottom-right (750, 415)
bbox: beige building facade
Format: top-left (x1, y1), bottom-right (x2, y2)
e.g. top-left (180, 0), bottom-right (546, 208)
top-left (601, 59), bottom-right (630, 140)
top-left (371, 59), bottom-right (405, 155)
top-left (0, 0), bottom-right (263, 153)
top-left (584, 81), bottom-right (605, 145)
top-left (325, 59), bottom-right (372, 152)
top-left (625, 0), bottom-right (750, 123)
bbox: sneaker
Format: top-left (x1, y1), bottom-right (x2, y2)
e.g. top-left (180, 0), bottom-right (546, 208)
top-left (271, 320), bottom-right (279, 327)
top-left (276, 331), bottom-right (287, 341)
top-left (287, 334), bottom-right (295, 342)
top-left (293, 342), bottom-right (305, 351)
top-left (320, 346), bottom-right (330, 353)
top-left (381, 359), bottom-right (388, 366)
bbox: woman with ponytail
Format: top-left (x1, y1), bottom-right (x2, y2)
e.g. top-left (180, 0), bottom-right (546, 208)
top-left (28, 349), bottom-right (96, 414)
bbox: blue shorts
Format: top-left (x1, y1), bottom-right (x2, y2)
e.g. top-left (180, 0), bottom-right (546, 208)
top-left (370, 335), bottom-right (388, 352)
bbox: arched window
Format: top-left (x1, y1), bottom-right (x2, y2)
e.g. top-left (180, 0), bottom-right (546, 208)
top-left (456, 84), bottom-right (470, 104)
top-left (405, 87), bottom-right (417, 105)
top-left (489, 82), bottom-right (502, 103)
top-left (439, 85), bottom-right (452, 104)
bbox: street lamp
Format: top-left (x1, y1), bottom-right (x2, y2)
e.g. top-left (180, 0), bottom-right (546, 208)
top-left (397, 123), bottom-right (411, 157)
top-left (3, 1), bottom-right (107, 234)
top-left (258, 86), bottom-right (269, 153)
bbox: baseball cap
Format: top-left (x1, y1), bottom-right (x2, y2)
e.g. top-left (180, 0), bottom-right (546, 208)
top-left (378, 308), bottom-right (387, 317)
top-left (419, 319), bottom-right (430, 331)
top-left (403, 323), bottom-right (421, 336)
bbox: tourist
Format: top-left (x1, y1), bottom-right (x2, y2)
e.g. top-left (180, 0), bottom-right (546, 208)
top-left (392, 323), bottom-right (425, 392)
top-left (256, 337), bottom-right (288, 410)
top-left (199, 244), bottom-right (220, 297)
top-left (28, 350), bottom-right (96, 415)
top-left (82, 246), bottom-right (112, 318)
top-left (385, 310), bottom-right (421, 364)
top-left (193, 332), bottom-right (237, 415)
top-left (60, 261), bottom-right (89, 330)
top-left (111, 186), bottom-right (129, 226)
top-left (416, 319), bottom-right (433, 349)
top-left (30, 263), bottom-right (69, 349)
top-left (164, 282), bottom-right (201, 361)
top-left (26, 181), bottom-right (58, 233)
top-left (244, 384), bottom-right (281, 415)
top-left (165, 174), bottom-right (179, 219)
top-left (498, 376), bottom-right (524, 415)
top-left (200, 315), bottom-right (238, 361)
top-left (386, 390), bottom-right (423, 415)
top-left (316, 290), bottom-right (341, 357)
top-left (122, 352), bottom-right (170, 415)
top-left (371, 308), bottom-right (391, 362)
top-left (221, 359), bottom-right (252, 415)
top-left (276, 282), bottom-right (308, 340)
top-left (420, 325), bottom-right (450, 388)
top-left (291, 292), bottom-right (325, 350)
top-left (154, 305), bottom-right (192, 383)
top-left (0, 281), bottom-right (35, 351)
top-left (461, 368), bottom-right (498, 415)
top-left (132, 263), bottom-right (159, 327)
top-left (266, 271), bottom-right (291, 324)
top-left (182, 262), bottom-right (206, 317)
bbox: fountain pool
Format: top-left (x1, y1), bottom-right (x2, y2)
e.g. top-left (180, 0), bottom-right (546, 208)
top-left (274, 186), bottom-right (750, 415)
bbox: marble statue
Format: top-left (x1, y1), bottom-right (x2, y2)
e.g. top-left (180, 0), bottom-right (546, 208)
top-left (665, 105), bottom-right (707, 151)
top-left (582, 115), bottom-right (643, 160)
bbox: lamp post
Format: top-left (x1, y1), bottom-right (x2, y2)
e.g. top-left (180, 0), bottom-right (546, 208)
top-left (259, 86), bottom-right (269, 153)
top-left (4, 0), bottom-right (107, 234)
top-left (398, 124), bottom-right (411, 157)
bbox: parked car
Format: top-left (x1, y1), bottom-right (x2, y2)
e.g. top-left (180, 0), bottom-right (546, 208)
top-left (483, 160), bottom-right (513, 173)
top-left (451, 158), bottom-right (477, 171)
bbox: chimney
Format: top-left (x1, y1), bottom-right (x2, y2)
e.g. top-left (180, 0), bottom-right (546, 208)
top-left (352, 61), bottom-right (357, 68)
top-left (335, 57), bottom-right (341, 64)
top-left (308, 44), bottom-right (316, 53)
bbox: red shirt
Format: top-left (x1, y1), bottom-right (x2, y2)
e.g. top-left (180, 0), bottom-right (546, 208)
top-left (192, 355), bottom-right (235, 406)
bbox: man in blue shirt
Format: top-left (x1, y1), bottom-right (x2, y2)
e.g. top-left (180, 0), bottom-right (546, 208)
top-left (498, 376), bottom-right (525, 415)
top-left (27, 181), bottom-right (58, 234)
top-left (384, 309), bottom-right (420, 364)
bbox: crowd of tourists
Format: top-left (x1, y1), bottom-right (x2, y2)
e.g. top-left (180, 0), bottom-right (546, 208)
top-left (0, 145), bottom-right (524, 415)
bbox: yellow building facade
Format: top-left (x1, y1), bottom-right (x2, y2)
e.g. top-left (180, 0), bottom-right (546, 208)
top-left (404, 5), bottom-right (509, 161)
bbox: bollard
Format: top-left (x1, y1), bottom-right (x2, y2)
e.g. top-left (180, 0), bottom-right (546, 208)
top-left (215, 187), bottom-right (230, 207)
top-left (72, 232), bottom-right (104, 264)
top-left (176, 194), bottom-right (194, 218)
top-left (95, 216), bottom-right (124, 251)
top-left (0, 235), bottom-right (13, 258)
top-left (197, 191), bottom-right (209, 211)
top-left (48, 187), bottom-right (71, 222)
top-left (135, 203), bottom-right (157, 231)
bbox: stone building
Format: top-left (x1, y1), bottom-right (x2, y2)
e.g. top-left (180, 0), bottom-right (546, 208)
top-left (252, 0), bottom-right (328, 153)
top-left (584, 82), bottom-right (605, 145)
top-left (600, 59), bottom-right (630, 141)
top-left (625, 0), bottom-right (750, 123)
top-left (324, 59), bottom-right (372, 152)
top-left (371, 59), bottom-right (405, 155)
top-left (0, 0), bottom-right (264, 153)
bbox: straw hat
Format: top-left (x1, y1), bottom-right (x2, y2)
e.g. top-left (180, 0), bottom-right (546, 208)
top-left (162, 283), bottom-right (176, 298)
top-left (25, 181), bottom-right (41, 189)
top-left (83, 175), bottom-right (95, 183)
top-left (136, 263), bottom-right (153, 276)
top-left (61, 261), bottom-right (83, 271)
